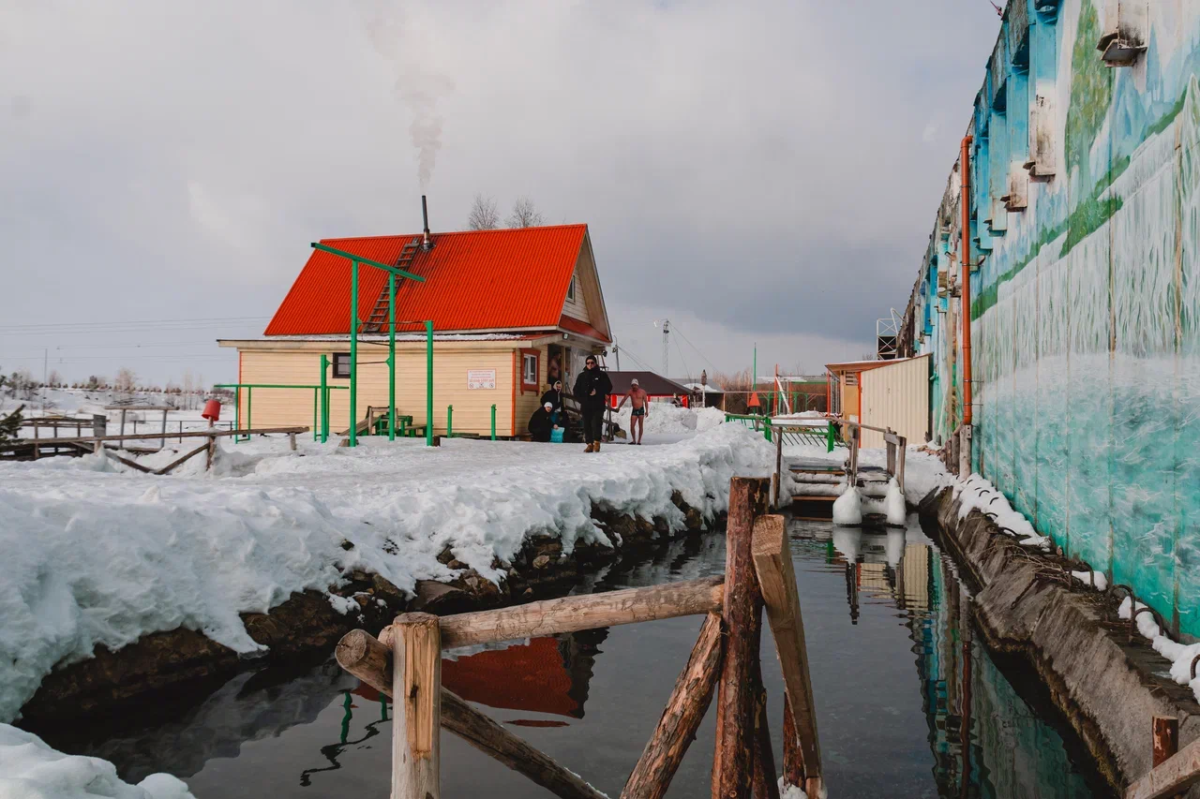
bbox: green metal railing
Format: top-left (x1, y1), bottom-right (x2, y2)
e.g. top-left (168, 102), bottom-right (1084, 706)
top-left (215, 383), bottom-right (347, 443)
top-left (724, 413), bottom-right (841, 452)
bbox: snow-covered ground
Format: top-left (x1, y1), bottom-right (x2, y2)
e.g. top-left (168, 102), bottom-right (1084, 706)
top-left (609, 403), bottom-right (726, 444)
top-left (4, 387), bottom-right (215, 439)
top-left (0, 723), bottom-right (194, 798)
top-left (0, 420), bottom-right (777, 725)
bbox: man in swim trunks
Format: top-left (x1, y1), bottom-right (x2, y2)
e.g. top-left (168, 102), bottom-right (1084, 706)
top-left (618, 377), bottom-right (650, 445)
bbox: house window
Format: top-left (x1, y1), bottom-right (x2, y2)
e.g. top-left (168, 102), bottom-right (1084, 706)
top-left (521, 349), bottom-right (539, 392)
top-left (332, 353), bottom-right (351, 378)
top-left (567, 275), bottom-right (577, 302)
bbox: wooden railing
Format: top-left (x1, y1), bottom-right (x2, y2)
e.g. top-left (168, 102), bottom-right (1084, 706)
top-left (0, 426), bottom-right (308, 471)
top-left (769, 418), bottom-right (907, 509)
top-left (335, 476), bottom-right (823, 799)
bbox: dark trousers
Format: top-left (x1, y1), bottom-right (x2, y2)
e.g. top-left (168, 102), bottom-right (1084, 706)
top-left (582, 410), bottom-right (604, 444)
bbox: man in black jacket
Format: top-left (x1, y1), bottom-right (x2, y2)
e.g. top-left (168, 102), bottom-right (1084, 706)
top-left (528, 401), bottom-right (556, 443)
top-left (572, 354), bottom-right (612, 452)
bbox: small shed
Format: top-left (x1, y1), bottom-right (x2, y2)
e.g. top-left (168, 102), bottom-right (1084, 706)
top-left (826, 355), bottom-right (930, 448)
top-left (677, 379), bottom-right (725, 409)
top-left (605, 371), bottom-right (691, 408)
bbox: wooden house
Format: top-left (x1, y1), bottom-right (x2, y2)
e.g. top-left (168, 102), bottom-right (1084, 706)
top-left (218, 225), bottom-right (612, 437)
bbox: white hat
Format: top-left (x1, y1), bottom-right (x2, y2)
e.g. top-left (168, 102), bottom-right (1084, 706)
top-left (544, 402), bottom-right (553, 409)
top-left (631, 378), bottom-right (639, 386)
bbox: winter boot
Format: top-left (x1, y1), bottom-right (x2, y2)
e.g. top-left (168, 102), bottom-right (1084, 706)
top-left (594, 442), bottom-right (601, 453)
top-left (584, 442), bottom-right (595, 453)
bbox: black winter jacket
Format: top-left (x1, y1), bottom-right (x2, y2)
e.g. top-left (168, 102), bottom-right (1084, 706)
top-left (573, 367), bottom-right (612, 412)
top-left (528, 407), bottom-right (556, 442)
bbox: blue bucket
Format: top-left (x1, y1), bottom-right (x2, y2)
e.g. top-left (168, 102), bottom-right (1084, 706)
top-left (550, 428), bottom-right (564, 444)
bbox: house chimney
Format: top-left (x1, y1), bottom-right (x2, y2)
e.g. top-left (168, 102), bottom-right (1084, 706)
top-left (421, 195), bottom-right (432, 251)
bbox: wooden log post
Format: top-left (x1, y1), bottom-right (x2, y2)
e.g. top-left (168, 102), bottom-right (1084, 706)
top-left (750, 610), bottom-right (780, 799)
top-left (205, 434), bottom-right (217, 471)
top-left (752, 515), bottom-right (822, 797)
top-left (155, 442), bottom-right (212, 476)
top-left (289, 431), bottom-right (297, 451)
top-left (1126, 731), bottom-right (1200, 799)
top-left (772, 432), bottom-right (784, 509)
top-left (438, 576), bottom-right (724, 649)
top-left (712, 476), bottom-right (768, 799)
top-left (1154, 716), bottom-right (1180, 769)
top-left (392, 613), bottom-right (441, 799)
top-left (336, 629), bottom-right (606, 799)
top-left (622, 612), bottom-right (724, 799)
top-left (781, 695), bottom-right (804, 788)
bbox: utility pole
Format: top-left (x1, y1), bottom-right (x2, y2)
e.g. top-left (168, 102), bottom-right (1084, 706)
top-left (661, 319), bottom-right (670, 375)
top-left (42, 348), bottom-right (47, 413)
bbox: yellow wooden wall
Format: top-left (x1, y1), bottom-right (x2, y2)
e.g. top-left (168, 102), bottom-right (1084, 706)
top-left (237, 344), bottom-right (550, 437)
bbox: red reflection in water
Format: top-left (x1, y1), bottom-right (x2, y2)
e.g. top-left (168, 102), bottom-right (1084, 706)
top-left (442, 638), bottom-right (580, 718)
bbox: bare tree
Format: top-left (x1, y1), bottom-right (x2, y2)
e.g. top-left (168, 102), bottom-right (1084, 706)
top-left (507, 197), bottom-right (544, 228)
top-left (181, 369), bottom-right (195, 409)
top-left (467, 194), bottom-right (500, 230)
top-left (47, 369), bottom-right (62, 387)
top-left (114, 367), bottom-right (138, 397)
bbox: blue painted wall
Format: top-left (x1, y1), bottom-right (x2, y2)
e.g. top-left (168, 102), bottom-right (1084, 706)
top-left (905, 0), bottom-right (1200, 637)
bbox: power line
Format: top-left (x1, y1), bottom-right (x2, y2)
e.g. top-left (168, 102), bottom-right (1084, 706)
top-left (0, 315), bottom-right (268, 332)
top-left (672, 326), bottom-right (718, 372)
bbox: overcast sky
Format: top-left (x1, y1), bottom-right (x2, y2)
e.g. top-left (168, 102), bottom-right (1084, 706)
top-left (1, 0), bottom-right (1001, 386)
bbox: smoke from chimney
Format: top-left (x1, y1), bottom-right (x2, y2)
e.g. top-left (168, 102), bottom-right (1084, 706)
top-left (360, 2), bottom-right (454, 189)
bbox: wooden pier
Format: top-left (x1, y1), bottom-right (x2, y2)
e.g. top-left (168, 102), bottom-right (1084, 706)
top-left (772, 418), bottom-right (907, 518)
top-left (0, 425), bottom-right (308, 470)
top-left (335, 476), bottom-right (823, 798)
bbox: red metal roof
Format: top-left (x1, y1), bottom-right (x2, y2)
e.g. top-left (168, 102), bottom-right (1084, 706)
top-left (557, 314), bottom-right (608, 342)
top-left (264, 225), bottom-right (597, 338)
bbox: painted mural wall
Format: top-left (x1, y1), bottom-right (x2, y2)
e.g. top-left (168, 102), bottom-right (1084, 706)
top-left (906, 0), bottom-right (1200, 636)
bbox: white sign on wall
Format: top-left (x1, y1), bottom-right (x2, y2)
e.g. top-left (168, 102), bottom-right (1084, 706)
top-left (467, 369), bottom-right (497, 390)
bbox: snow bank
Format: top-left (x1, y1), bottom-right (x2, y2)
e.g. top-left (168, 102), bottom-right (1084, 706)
top-left (0, 723), bottom-right (193, 798)
top-left (1118, 597), bottom-right (1200, 703)
top-left (884, 478), bottom-right (906, 526)
top-left (1071, 570), bottom-right (1108, 591)
top-left (951, 474), bottom-right (1050, 550)
top-left (0, 423), bottom-right (774, 723)
top-left (610, 404), bottom-right (726, 437)
top-left (778, 779), bottom-right (808, 799)
top-left (832, 487), bottom-right (862, 526)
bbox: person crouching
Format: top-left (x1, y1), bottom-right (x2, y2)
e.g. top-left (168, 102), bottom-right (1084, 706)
top-left (529, 401), bottom-right (557, 443)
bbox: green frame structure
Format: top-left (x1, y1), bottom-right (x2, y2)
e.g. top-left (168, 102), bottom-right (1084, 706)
top-left (214, 383), bottom-right (347, 442)
top-left (310, 242), bottom-right (434, 448)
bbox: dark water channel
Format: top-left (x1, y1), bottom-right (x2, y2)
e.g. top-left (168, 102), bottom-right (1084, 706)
top-left (34, 515), bottom-right (1112, 798)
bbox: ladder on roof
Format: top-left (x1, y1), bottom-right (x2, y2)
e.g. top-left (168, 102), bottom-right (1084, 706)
top-left (361, 237), bottom-right (423, 334)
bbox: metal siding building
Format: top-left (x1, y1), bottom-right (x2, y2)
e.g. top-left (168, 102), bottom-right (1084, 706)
top-left (859, 355), bottom-right (931, 448)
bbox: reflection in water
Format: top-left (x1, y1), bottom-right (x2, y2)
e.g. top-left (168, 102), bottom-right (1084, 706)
top-left (28, 519), bottom-right (1110, 797)
top-left (798, 518), bottom-right (1107, 797)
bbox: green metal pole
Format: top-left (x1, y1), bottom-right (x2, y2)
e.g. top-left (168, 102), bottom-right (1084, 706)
top-left (321, 354), bottom-right (330, 443)
top-left (425, 320), bottom-right (434, 447)
top-left (447, 405), bottom-right (453, 437)
top-left (247, 387), bottom-right (252, 435)
top-left (234, 386), bottom-right (241, 441)
top-left (491, 404), bottom-right (496, 440)
top-left (388, 273), bottom-right (396, 441)
top-left (349, 260), bottom-right (358, 448)
top-left (313, 388), bottom-right (317, 441)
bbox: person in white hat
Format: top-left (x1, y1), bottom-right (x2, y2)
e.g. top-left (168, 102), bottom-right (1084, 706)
top-left (528, 401), bottom-right (557, 443)
top-left (617, 377), bottom-right (650, 445)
